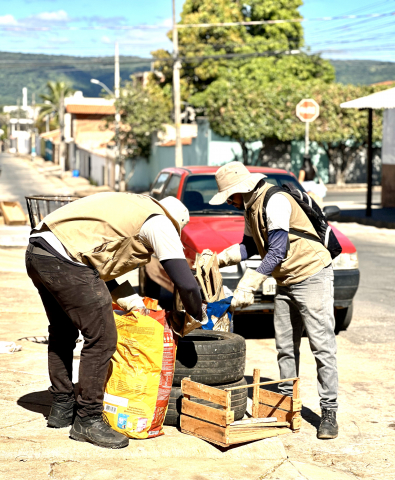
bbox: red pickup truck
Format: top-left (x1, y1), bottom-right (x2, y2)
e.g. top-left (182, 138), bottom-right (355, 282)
top-left (139, 166), bottom-right (360, 332)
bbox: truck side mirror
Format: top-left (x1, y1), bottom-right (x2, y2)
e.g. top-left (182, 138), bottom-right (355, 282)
top-left (323, 205), bottom-right (341, 221)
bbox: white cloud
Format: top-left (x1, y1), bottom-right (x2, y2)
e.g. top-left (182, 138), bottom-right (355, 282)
top-left (161, 18), bottom-right (172, 28)
top-left (34, 10), bottom-right (69, 22)
top-left (0, 14), bottom-right (18, 25)
top-left (101, 36), bottom-right (112, 44)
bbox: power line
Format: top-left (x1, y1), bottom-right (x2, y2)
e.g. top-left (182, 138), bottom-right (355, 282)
top-left (175, 11), bottom-right (395, 29)
top-left (0, 10), bottom-right (395, 32)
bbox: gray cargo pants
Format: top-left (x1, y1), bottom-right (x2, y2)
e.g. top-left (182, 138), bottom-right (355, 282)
top-left (274, 265), bottom-right (338, 410)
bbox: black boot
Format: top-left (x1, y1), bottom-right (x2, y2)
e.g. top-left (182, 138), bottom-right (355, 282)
top-left (69, 413), bottom-right (129, 449)
top-left (47, 400), bottom-right (76, 428)
top-left (317, 408), bottom-right (338, 439)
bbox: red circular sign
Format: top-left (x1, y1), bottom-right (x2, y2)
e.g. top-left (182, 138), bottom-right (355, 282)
top-left (296, 99), bottom-right (319, 123)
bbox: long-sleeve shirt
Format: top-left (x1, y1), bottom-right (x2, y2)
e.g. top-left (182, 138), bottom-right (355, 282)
top-left (240, 193), bottom-right (292, 276)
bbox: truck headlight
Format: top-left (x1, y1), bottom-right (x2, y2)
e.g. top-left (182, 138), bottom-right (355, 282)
top-left (332, 252), bottom-right (359, 270)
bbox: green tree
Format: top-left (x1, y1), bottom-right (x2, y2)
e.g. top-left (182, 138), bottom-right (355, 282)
top-left (152, 0), bottom-right (334, 103)
top-left (37, 81), bottom-right (75, 126)
top-left (196, 76), bottom-right (384, 184)
top-left (116, 79), bottom-right (171, 160)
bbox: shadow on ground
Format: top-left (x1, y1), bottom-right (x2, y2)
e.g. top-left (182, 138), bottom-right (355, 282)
top-left (17, 389), bottom-right (52, 418)
top-left (244, 374), bottom-right (321, 432)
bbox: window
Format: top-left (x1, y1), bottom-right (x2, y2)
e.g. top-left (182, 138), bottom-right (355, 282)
top-left (265, 174), bottom-right (305, 192)
top-left (150, 172), bottom-right (170, 200)
top-left (162, 175), bottom-right (181, 198)
top-left (182, 175), bottom-right (243, 215)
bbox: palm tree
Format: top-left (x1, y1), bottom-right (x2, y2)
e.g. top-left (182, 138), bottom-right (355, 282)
top-left (38, 81), bottom-right (75, 126)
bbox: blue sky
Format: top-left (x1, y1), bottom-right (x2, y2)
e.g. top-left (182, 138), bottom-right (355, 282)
top-left (0, 0), bottom-right (394, 60)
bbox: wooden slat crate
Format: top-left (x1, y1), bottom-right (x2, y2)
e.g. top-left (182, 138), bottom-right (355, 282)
top-left (180, 369), bottom-right (302, 447)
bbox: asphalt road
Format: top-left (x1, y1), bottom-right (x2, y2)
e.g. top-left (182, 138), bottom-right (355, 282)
top-left (333, 223), bottom-right (395, 345)
top-left (233, 222), bottom-right (395, 345)
top-left (0, 153), bottom-right (72, 212)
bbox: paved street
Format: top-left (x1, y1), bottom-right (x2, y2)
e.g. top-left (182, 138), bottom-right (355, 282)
top-left (0, 153), bottom-right (73, 212)
top-left (1, 223), bottom-right (394, 479)
top-left (1, 154), bottom-right (394, 479)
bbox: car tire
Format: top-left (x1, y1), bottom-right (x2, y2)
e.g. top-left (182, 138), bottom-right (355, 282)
top-left (173, 330), bottom-right (246, 385)
top-left (138, 266), bottom-right (161, 299)
top-left (334, 303), bottom-right (354, 333)
top-left (164, 377), bottom-right (248, 426)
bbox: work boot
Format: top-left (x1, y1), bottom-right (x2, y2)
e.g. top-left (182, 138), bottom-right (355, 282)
top-left (317, 408), bottom-right (338, 439)
top-left (47, 400), bottom-right (76, 428)
top-left (69, 413), bottom-right (129, 449)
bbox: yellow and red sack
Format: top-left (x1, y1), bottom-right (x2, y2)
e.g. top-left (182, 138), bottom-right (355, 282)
top-left (103, 299), bottom-right (177, 439)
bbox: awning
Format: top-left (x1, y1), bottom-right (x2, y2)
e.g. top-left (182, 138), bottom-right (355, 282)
top-left (340, 87), bottom-right (395, 110)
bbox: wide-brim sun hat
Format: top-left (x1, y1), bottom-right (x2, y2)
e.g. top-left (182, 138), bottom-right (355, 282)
top-left (159, 196), bottom-right (190, 232)
top-left (209, 161), bottom-right (266, 205)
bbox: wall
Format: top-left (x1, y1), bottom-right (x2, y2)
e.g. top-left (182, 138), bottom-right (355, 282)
top-left (382, 109), bottom-right (395, 207)
top-left (75, 147), bottom-right (107, 185)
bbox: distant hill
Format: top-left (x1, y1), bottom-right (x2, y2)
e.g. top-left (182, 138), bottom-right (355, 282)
top-left (1, 52), bottom-right (394, 106)
top-left (330, 59), bottom-right (395, 85)
top-left (0, 51), bottom-right (151, 106)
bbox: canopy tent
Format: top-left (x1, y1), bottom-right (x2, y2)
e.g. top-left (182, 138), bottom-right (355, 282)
top-left (341, 87), bottom-right (395, 216)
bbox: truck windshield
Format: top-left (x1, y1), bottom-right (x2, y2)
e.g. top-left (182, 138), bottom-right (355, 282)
top-left (181, 174), bottom-right (304, 215)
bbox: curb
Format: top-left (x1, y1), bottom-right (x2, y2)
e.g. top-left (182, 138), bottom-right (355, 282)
top-left (337, 215), bottom-right (395, 229)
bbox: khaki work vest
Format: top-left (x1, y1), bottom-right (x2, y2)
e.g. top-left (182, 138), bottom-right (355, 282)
top-left (247, 183), bottom-right (331, 286)
top-left (43, 192), bottom-right (180, 281)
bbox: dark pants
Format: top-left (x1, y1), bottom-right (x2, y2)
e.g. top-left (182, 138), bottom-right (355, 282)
top-left (25, 249), bottom-right (117, 417)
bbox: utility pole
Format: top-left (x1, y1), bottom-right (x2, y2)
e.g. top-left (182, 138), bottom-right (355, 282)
top-left (114, 41), bottom-right (122, 191)
top-left (59, 90), bottom-right (66, 171)
top-left (16, 98), bottom-right (20, 132)
top-left (366, 108), bottom-right (373, 217)
top-left (172, 0), bottom-right (183, 167)
top-left (31, 93), bottom-right (36, 159)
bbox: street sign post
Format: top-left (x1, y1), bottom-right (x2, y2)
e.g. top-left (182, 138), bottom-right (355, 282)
top-left (296, 99), bottom-right (319, 157)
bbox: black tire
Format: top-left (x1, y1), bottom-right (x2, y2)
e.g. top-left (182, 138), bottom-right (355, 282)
top-left (164, 377), bottom-right (248, 426)
top-left (173, 330), bottom-right (246, 385)
top-left (335, 303), bottom-right (353, 334)
top-left (138, 266), bottom-right (161, 299)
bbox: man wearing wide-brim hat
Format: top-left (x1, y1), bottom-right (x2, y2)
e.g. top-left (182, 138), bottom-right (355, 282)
top-left (203, 161), bottom-right (339, 440)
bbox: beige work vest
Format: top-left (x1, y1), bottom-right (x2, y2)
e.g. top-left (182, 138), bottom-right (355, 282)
top-left (42, 192), bottom-right (180, 281)
top-left (247, 183), bottom-right (331, 286)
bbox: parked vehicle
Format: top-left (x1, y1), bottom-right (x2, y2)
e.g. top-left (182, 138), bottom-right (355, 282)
top-left (139, 166), bottom-right (360, 332)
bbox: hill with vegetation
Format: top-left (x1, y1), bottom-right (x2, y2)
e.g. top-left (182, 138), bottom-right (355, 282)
top-left (330, 59), bottom-right (395, 85)
top-left (0, 51), bottom-right (151, 106)
top-left (1, 52), bottom-right (394, 106)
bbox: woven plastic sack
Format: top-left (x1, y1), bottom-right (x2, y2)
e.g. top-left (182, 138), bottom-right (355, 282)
top-left (103, 298), bottom-right (177, 439)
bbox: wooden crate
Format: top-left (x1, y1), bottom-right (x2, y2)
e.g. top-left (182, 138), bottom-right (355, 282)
top-left (0, 201), bottom-right (27, 226)
top-left (180, 370), bottom-right (302, 447)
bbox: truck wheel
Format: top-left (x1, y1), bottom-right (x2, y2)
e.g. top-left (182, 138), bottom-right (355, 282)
top-left (138, 266), bottom-right (161, 300)
top-left (173, 330), bottom-right (246, 385)
top-left (164, 377), bottom-right (248, 426)
top-left (334, 303), bottom-right (354, 333)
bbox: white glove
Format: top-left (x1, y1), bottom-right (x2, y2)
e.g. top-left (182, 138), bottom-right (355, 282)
top-left (217, 244), bottom-right (242, 268)
top-left (230, 269), bottom-right (267, 312)
top-left (117, 293), bottom-right (145, 313)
